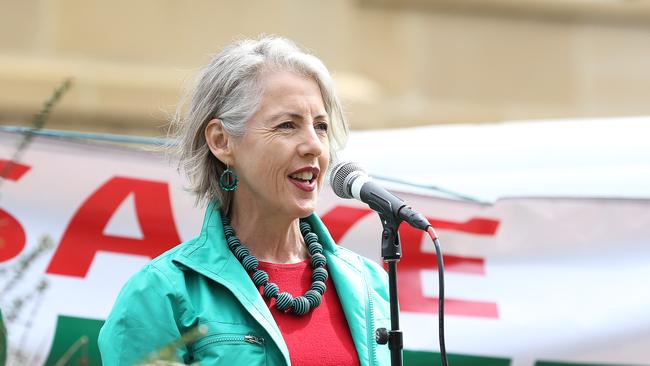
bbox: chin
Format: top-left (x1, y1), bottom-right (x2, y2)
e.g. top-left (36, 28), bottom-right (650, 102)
top-left (289, 201), bottom-right (317, 219)
top-left (296, 207), bottom-right (316, 219)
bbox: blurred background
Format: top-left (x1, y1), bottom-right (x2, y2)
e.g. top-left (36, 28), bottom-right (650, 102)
top-left (2, 1), bottom-right (650, 366)
top-left (2, 0), bottom-right (650, 135)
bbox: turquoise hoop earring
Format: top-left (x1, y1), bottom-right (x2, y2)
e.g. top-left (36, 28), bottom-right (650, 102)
top-left (219, 166), bottom-right (238, 191)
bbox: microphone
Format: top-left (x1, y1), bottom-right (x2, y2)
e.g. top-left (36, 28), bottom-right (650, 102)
top-left (328, 161), bottom-right (430, 230)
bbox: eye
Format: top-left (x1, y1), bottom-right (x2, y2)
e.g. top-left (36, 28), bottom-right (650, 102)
top-left (315, 121), bottom-right (329, 133)
top-left (276, 121), bottom-right (295, 130)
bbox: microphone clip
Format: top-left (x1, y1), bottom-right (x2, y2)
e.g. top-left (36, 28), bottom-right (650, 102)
top-left (379, 213), bottom-right (402, 261)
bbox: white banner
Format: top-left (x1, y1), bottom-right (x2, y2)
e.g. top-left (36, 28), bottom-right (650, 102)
top-left (1, 130), bottom-right (649, 366)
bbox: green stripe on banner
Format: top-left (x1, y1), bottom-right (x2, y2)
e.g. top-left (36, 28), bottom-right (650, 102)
top-left (1, 309), bottom-right (6, 366)
top-left (536, 361), bottom-right (649, 366)
top-left (404, 350), bottom-right (511, 366)
top-left (43, 315), bottom-right (104, 366)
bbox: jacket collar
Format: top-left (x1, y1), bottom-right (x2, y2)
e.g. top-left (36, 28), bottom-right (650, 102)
top-left (172, 202), bottom-right (373, 366)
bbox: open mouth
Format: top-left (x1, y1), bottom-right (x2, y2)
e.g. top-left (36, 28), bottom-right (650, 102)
top-left (288, 167), bottom-right (320, 192)
top-left (288, 170), bottom-right (317, 184)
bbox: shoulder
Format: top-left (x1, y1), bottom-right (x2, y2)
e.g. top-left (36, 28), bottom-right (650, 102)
top-left (102, 242), bottom-right (191, 324)
top-left (98, 242), bottom-right (195, 364)
top-left (101, 239), bottom-right (200, 322)
top-left (330, 246), bottom-right (389, 300)
top-left (132, 228), bottom-right (214, 285)
top-left (119, 243), bottom-right (188, 296)
top-left (336, 246), bottom-right (386, 277)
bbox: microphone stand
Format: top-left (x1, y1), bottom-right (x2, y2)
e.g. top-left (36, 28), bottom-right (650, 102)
top-left (374, 212), bottom-right (403, 366)
top-left (329, 162), bottom-right (440, 365)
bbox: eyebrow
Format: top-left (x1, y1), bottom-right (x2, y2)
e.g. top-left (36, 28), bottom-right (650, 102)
top-left (269, 112), bottom-right (329, 122)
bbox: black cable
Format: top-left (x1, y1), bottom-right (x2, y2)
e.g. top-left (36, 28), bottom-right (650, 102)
top-left (427, 227), bottom-right (449, 366)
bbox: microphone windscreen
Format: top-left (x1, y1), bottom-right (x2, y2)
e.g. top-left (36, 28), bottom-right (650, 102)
top-left (328, 161), bottom-right (366, 199)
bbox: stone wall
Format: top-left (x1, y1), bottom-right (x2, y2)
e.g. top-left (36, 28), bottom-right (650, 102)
top-left (1, 0), bottom-right (650, 134)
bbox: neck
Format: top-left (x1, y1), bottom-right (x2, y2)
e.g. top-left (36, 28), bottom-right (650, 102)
top-left (228, 202), bottom-right (309, 264)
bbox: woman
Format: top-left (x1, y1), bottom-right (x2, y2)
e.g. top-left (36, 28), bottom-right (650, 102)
top-left (98, 36), bottom-right (390, 365)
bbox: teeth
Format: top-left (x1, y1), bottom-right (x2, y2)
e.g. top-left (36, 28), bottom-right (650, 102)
top-left (290, 171), bottom-right (314, 181)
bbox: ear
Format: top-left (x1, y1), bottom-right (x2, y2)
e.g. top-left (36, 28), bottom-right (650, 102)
top-left (205, 118), bottom-right (235, 165)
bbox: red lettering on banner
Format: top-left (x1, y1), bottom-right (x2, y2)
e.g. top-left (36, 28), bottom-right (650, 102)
top-left (46, 176), bottom-right (181, 277)
top-left (320, 205), bottom-right (374, 242)
top-left (321, 204), bottom-right (501, 318)
top-left (0, 159), bottom-right (30, 262)
top-left (0, 159), bottom-right (31, 181)
top-left (428, 217), bottom-right (500, 236)
top-left (398, 223), bottom-right (499, 318)
top-left (0, 208), bottom-right (27, 262)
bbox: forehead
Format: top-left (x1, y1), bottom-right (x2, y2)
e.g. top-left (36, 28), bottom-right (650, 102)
top-left (255, 70), bottom-right (327, 118)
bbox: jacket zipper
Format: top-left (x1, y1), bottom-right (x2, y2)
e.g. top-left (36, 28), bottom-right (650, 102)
top-left (365, 273), bottom-right (378, 366)
top-left (193, 334), bottom-right (265, 353)
top-left (244, 335), bottom-right (265, 346)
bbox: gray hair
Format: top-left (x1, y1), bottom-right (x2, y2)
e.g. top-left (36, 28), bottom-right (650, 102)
top-left (170, 35), bottom-right (348, 211)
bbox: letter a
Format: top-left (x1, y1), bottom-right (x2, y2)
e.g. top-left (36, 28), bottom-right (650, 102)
top-left (46, 177), bottom-right (181, 277)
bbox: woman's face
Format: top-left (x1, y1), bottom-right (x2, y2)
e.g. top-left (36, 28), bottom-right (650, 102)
top-left (230, 70), bottom-right (330, 220)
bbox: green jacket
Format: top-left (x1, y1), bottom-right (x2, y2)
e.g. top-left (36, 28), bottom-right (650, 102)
top-left (98, 204), bottom-right (391, 365)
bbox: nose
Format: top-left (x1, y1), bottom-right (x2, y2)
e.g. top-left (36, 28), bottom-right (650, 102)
top-left (297, 125), bottom-right (324, 158)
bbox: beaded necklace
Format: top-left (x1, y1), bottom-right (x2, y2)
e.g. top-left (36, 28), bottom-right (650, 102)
top-left (221, 215), bottom-right (328, 316)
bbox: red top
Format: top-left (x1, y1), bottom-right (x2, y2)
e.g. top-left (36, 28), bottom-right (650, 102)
top-left (258, 260), bottom-right (361, 366)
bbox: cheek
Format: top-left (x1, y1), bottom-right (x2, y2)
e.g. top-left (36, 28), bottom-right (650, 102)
top-left (258, 159), bottom-right (283, 181)
top-left (257, 156), bottom-right (287, 192)
top-left (321, 141), bottom-right (331, 168)
top-left (238, 153), bottom-right (279, 191)
top-left (319, 149), bottom-right (331, 186)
